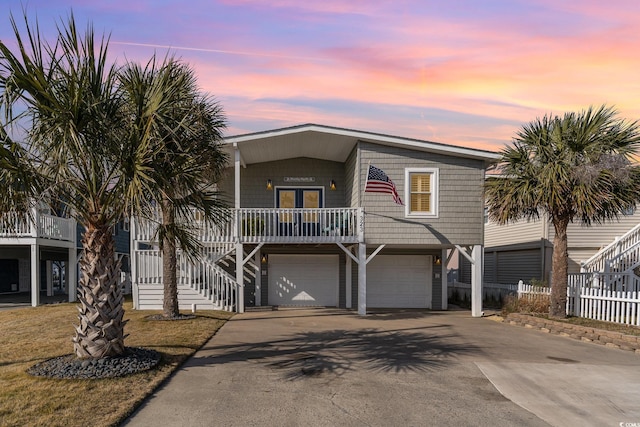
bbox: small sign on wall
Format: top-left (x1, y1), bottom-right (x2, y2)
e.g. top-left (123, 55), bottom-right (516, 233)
top-left (284, 177), bottom-right (315, 183)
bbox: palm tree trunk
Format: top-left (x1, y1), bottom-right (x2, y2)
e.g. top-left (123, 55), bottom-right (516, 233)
top-left (162, 198), bottom-right (179, 318)
top-left (73, 224), bottom-right (126, 359)
top-left (550, 217), bottom-right (570, 318)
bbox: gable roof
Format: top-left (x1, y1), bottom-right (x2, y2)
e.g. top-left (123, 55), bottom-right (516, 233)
top-left (223, 123), bottom-right (501, 165)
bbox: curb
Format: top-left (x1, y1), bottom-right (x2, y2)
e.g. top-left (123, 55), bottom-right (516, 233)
top-left (503, 313), bottom-right (640, 354)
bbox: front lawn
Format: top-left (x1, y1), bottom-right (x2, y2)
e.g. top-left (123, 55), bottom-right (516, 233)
top-left (0, 300), bottom-right (232, 427)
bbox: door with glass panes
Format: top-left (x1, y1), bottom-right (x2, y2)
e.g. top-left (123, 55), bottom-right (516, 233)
top-left (276, 188), bottom-right (323, 237)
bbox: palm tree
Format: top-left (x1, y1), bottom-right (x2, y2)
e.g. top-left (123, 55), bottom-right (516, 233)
top-left (119, 58), bottom-right (228, 318)
top-left (486, 106), bottom-right (640, 318)
top-left (0, 13), bottom-right (146, 358)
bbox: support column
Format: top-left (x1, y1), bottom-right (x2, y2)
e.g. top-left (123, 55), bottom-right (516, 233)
top-left (471, 245), bottom-right (483, 317)
top-left (441, 248), bottom-right (448, 310)
top-left (233, 143), bottom-right (243, 313)
top-left (254, 250), bottom-right (261, 306)
top-left (358, 243), bottom-right (366, 316)
top-left (236, 243), bottom-right (244, 313)
top-left (68, 247), bottom-right (77, 302)
top-left (30, 244), bottom-right (40, 307)
top-left (234, 144), bottom-right (241, 210)
top-left (346, 254), bottom-right (352, 309)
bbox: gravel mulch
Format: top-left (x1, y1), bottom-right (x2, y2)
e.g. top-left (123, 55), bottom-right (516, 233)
top-left (27, 347), bottom-right (161, 379)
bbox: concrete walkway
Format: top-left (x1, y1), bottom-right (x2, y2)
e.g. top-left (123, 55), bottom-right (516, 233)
top-left (123, 309), bottom-right (640, 426)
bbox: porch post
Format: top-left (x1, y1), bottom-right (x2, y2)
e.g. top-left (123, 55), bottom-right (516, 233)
top-left (346, 254), bottom-right (352, 309)
top-left (130, 218), bottom-right (138, 309)
top-left (235, 243), bottom-right (244, 313)
top-left (234, 143), bottom-right (241, 210)
top-left (471, 244), bottom-right (483, 317)
top-left (358, 242), bottom-right (366, 315)
top-left (30, 244), bottom-right (40, 307)
top-left (68, 247), bottom-right (77, 302)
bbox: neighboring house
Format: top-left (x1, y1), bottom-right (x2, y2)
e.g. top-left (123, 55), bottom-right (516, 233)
top-left (465, 208), bottom-right (640, 285)
top-left (131, 124), bottom-right (500, 316)
top-left (0, 204), bottom-right (131, 306)
top-left (0, 204), bottom-right (77, 306)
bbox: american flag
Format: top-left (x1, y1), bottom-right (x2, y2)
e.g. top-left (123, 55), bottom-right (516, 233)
top-left (365, 165), bottom-right (403, 205)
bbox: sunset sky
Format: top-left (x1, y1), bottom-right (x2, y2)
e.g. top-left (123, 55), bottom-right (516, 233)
top-left (2, 1), bottom-right (639, 151)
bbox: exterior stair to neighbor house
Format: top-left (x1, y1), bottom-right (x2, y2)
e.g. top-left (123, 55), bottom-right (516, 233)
top-left (581, 222), bottom-right (640, 274)
top-left (578, 222), bottom-right (640, 292)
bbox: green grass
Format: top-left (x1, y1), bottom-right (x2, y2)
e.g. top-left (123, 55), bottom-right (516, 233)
top-left (0, 300), bottom-right (233, 427)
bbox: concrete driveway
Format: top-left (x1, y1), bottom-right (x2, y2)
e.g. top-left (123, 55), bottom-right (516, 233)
top-left (123, 308), bottom-right (640, 427)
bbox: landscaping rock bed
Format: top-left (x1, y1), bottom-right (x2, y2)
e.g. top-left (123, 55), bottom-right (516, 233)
top-left (27, 347), bottom-right (161, 379)
top-left (505, 313), bottom-right (640, 353)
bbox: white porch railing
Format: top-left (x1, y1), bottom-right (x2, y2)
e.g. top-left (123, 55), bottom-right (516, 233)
top-left (0, 211), bottom-right (75, 242)
top-left (0, 211), bottom-right (31, 236)
top-left (517, 274), bottom-right (640, 326)
top-left (237, 208), bottom-right (362, 243)
top-left (581, 222), bottom-right (640, 273)
top-left (133, 207), bottom-right (363, 244)
top-left (38, 214), bottom-right (75, 241)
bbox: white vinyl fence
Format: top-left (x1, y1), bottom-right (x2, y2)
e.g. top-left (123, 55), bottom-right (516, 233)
top-left (517, 274), bottom-right (640, 326)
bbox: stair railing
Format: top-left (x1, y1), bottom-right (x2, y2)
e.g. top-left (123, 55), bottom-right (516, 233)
top-left (581, 222), bottom-right (640, 273)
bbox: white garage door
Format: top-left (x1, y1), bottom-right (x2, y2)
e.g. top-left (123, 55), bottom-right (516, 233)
top-left (268, 254), bottom-right (339, 306)
top-left (367, 255), bottom-right (432, 308)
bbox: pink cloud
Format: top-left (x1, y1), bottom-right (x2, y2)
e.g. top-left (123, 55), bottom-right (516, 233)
top-left (6, 0), bottom-right (640, 152)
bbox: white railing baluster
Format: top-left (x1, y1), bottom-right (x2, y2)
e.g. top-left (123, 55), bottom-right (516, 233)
top-left (134, 207), bottom-right (362, 244)
top-left (582, 223), bottom-right (640, 273)
top-left (0, 211), bottom-right (75, 242)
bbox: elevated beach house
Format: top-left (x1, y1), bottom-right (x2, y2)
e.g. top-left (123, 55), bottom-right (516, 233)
top-left (131, 124), bottom-right (500, 316)
top-left (0, 204), bottom-right (77, 306)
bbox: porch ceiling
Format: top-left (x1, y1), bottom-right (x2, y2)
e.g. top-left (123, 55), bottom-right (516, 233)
top-left (228, 130), bottom-right (357, 165)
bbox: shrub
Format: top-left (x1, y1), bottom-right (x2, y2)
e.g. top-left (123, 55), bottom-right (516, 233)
top-left (502, 294), bottom-right (550, 315)
top-left (529, 278), bottom-right (549, 288)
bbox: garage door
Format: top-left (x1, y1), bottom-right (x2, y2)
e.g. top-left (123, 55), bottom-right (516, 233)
top-left (367, 255), bottom-right (432, 308)
top-left (268, 254), bottom-right (339, 306)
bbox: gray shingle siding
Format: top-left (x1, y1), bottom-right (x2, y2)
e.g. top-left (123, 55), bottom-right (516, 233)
top-left (220, 158), bottom-right (346, 208)
top-left (344, 146), bottom-right (359, 208)
top-left (359, 141), bottom-right (485, 246)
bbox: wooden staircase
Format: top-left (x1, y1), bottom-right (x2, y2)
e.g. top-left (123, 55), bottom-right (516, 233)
top-left (133, 245), bottom-right (242, 312)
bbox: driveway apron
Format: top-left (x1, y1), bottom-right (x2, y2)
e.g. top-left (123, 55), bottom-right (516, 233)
top-left (123, 309), bottom-right (640, 427)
